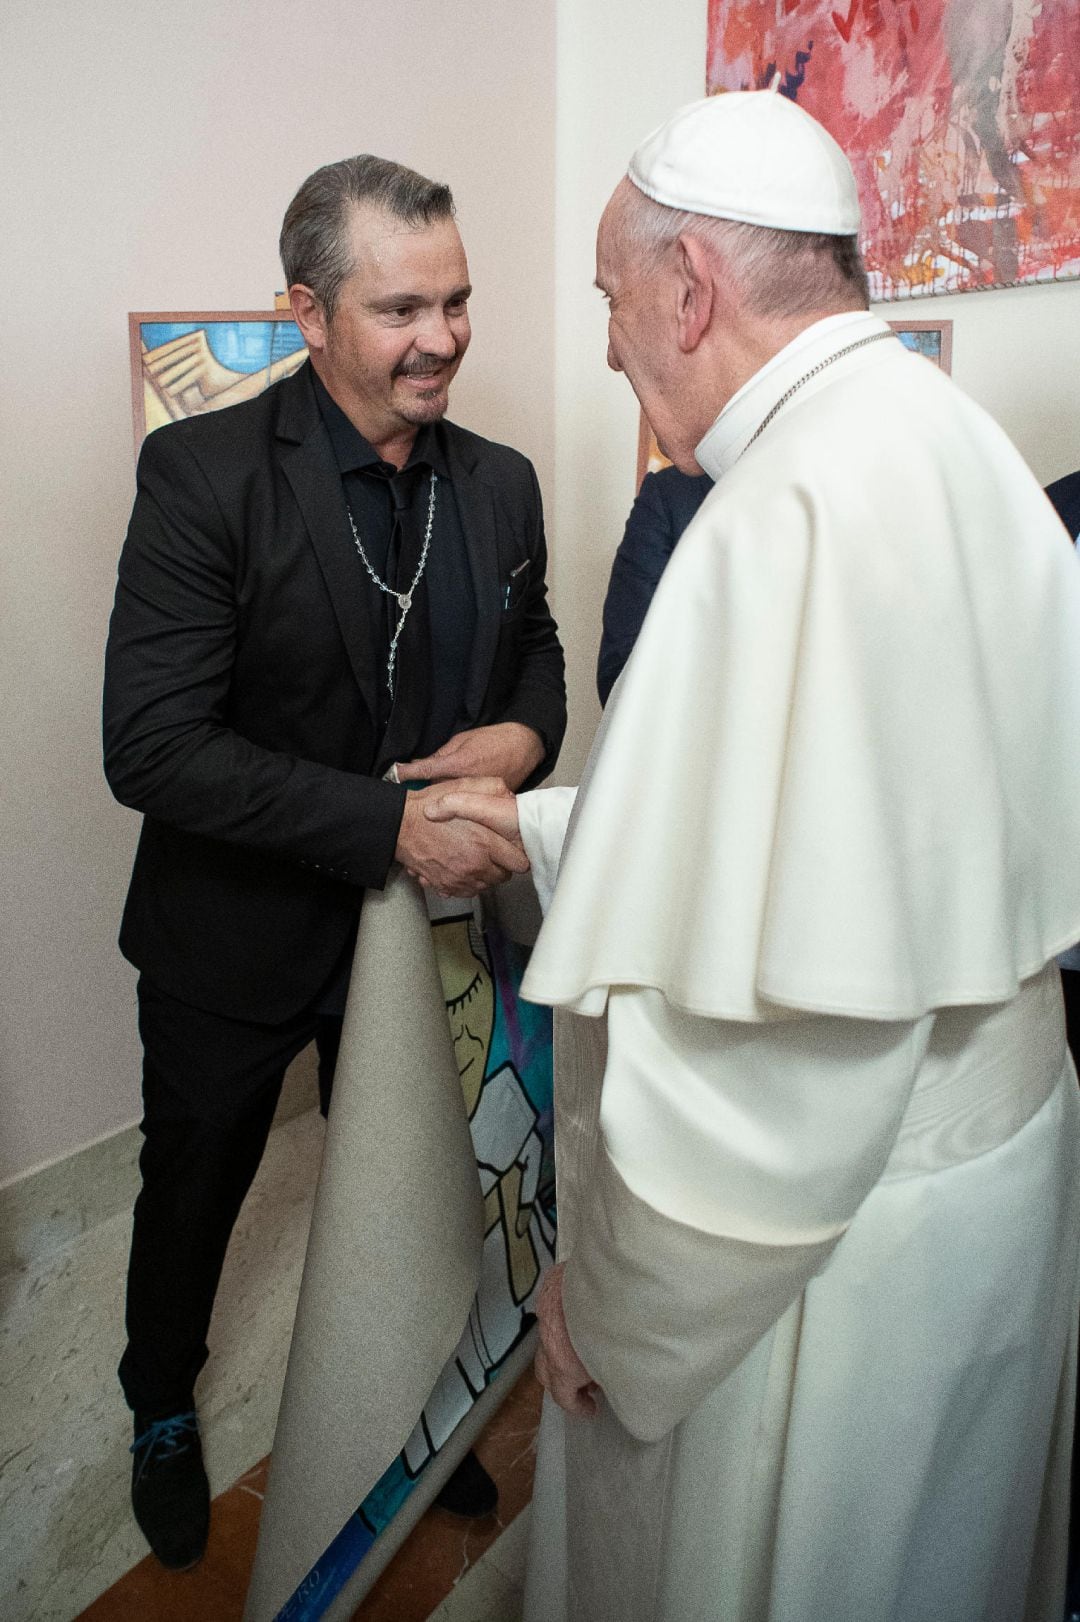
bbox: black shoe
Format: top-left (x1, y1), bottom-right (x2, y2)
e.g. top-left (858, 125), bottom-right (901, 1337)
top-left (433, 1449), bottom-right (499, 1519)
top-left (130, 1410), bottom-right (210, 1570)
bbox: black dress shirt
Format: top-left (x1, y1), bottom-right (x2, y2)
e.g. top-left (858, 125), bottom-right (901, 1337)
top-left (313, 373), bottom-right (477, 762)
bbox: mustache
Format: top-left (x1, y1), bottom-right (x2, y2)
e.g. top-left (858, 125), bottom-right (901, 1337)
top-left (394, 359), bottom-right (452, 380)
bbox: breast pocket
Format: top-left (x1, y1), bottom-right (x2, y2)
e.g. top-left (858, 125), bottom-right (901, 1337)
top-left (501, 558), bottom-right (531, 617)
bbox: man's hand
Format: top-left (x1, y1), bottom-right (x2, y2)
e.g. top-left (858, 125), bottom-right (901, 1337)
top-left (395, 722), bottom-right (545, 792)
top-left (395, 779), bottom-right (528, 898)
top-left (534, 1263), bottom-right (600, 1420)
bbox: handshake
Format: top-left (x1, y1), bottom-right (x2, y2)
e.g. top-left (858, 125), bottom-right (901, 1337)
top-left (392, 721), bottom-right (538, 899)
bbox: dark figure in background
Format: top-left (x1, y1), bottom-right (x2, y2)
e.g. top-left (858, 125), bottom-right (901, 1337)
top-left (1048, 467), bottom-right (1080, 1622)
top-left (596, 464), bottom-right (711, 705)
top-left (1049, 470), bottom-right (1080, 1064)
top-left (1048, 469), bottom-right (1080, 548)
top-left (103, 156), bottom-right (565, 1571)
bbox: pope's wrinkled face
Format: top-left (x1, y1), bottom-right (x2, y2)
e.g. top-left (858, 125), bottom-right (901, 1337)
top-left (596, 181), bottom-right (694, 471)
top-left (315, 203), bottom-right (472, 447)
top-left (596, 190), bottom-right (649, 379)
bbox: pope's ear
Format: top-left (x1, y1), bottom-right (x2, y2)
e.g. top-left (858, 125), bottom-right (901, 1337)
top-left (674, 233), bottom-right (713, 354)
top-left (288, 284), bottom-right (329, 354)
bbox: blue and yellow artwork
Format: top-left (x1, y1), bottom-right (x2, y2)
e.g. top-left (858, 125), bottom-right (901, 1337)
top-left (893, 324), bottom-right (950, 367)
top-left (129, 312), bottom-right (308, 448)
top-left (275, 912), bottom-right (555, 1622)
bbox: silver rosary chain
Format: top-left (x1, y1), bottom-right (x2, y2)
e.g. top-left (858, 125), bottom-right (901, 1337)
top-left (741, 330), bottom-right (897, 457)
top-left (346, 470), bottom-right (438, 698)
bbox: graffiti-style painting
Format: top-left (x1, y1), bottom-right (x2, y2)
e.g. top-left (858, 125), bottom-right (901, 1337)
top-left (707, 0), bottom-right (1080, 299)
top-left (128, 312), bottom-right (308, 453)
top-left (276, 909), bottom-right (555, 1621)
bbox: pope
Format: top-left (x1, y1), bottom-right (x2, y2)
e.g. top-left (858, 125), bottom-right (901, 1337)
top-left (429, 90), bottom-right (1080, 1622)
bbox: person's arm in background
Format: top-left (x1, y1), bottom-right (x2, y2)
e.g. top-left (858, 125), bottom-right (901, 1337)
top-left (1045, 472), bottom-right (1080, 1016)
top-left (596, 467), bottom-right (712, 707)
top-left (1045, 469), bottom-right (1080, 546)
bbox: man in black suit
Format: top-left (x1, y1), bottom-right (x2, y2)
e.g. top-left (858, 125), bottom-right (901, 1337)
top-left (103, 155), bottom-right (565, 1570)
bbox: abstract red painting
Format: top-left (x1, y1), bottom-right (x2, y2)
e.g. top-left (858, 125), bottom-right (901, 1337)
top-left (706, 0), bottom-right (1080, 298)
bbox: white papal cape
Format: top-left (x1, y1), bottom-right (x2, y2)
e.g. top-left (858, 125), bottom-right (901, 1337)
top-left (517, 313), bottom-right (1080, 1622)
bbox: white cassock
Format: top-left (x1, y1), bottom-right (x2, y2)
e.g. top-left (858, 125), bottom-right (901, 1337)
top-left (517, 312), bottom-right (1080, 1622)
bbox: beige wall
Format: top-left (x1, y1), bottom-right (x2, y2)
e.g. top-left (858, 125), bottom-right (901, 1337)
top-left (871, 282), bottom-right (1080, 488)
top-left (0, 0), bottom-right (555, 1185)
top-left (3, 0), bottom-right (1079, 1182)
top-left (551, 0), bottom-right (710, 779)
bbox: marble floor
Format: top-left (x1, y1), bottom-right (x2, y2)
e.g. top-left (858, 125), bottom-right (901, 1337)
top-left (74, 1391), bottom-right (538, 1622)
top-left (429, 1508), bottom-right (530, 1622)
top-left (0, 1094), bottom-right (538, 1622)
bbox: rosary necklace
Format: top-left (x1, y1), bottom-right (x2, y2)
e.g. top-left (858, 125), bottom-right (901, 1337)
top-left (741, 330), bottom-right (896, 457)
top-left (346, 470), bottom-right (437, 697)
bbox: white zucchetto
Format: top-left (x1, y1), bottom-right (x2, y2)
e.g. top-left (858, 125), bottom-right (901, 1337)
top-left (628, 89), bottom-right (861, 236)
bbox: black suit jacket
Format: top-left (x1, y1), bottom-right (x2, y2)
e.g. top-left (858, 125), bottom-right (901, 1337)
top-left (103, 363), bottom-right (565, 1022)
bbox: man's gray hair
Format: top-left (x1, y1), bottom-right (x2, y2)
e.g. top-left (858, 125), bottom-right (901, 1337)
top-left (621, 187), bottom-right (869, 319)
top-left (280, 155), bottom-right (455, 320)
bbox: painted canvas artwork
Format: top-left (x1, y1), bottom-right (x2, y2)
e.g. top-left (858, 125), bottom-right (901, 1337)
top-left (891, 318), bottom-right (952, 366)
top-left (129, 313), bottom-right (308, 452)
top-left (276, 911), bottom-right (555, 1621)
top-left (706, 0), bottom-right (1080, 298)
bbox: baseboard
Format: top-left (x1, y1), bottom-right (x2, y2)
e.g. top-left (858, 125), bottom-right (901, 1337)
top-left (0, 1042), bottom-right (320, 1280)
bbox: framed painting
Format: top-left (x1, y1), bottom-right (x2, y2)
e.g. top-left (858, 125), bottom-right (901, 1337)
top-left (889, 318), bottom-right (953, 370)
top-left (706, 0), bottom-right (1080, 299)
top-left (128, 311), bottom-right (308, 455)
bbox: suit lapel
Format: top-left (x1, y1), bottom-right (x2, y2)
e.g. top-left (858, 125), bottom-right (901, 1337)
top-left (444, 425), bottom-right (501, 721)
top-left (275, 368), bottom-right (381, 728)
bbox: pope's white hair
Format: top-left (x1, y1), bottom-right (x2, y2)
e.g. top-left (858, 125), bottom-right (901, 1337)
top-left (618, 184), bottom-right (869, 320)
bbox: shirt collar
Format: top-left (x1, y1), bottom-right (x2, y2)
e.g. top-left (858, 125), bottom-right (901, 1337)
top-left (312, 370), bottom-right (450, 479)
top-left (695, 311), bottom-right (893, 481)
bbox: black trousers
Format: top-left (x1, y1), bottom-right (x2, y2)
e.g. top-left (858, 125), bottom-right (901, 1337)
top-left (118, 976), bottom-right (344, 1418)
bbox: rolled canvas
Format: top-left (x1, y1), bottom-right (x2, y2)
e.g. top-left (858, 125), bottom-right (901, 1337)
top-left (244, 868), bottom-right (484, 1622)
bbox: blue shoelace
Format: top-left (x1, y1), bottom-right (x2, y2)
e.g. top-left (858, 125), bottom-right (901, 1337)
top-left (130, 1410), bottom-right (198, 1481)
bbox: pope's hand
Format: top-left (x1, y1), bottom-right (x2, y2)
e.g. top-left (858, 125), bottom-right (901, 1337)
top-left (395, 780), bottom-right (528, 898)
top-left (423, 785), bottom-right (521, 845)
top-left (534, 1262), bottom-right (600, 1420)
top-left (394, 722), bottom-right (544, 792)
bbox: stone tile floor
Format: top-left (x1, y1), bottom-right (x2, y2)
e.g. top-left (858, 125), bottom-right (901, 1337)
top-left (0, 1100), bottom-right (539, 1622)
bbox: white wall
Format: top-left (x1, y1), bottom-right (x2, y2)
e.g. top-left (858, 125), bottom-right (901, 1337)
top-left (872, 282), bottom-right (1080, 488)
top-left (0, 0), bottom-right (555, 1184)
top-left (552, 0), bottom-right (710, 779)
